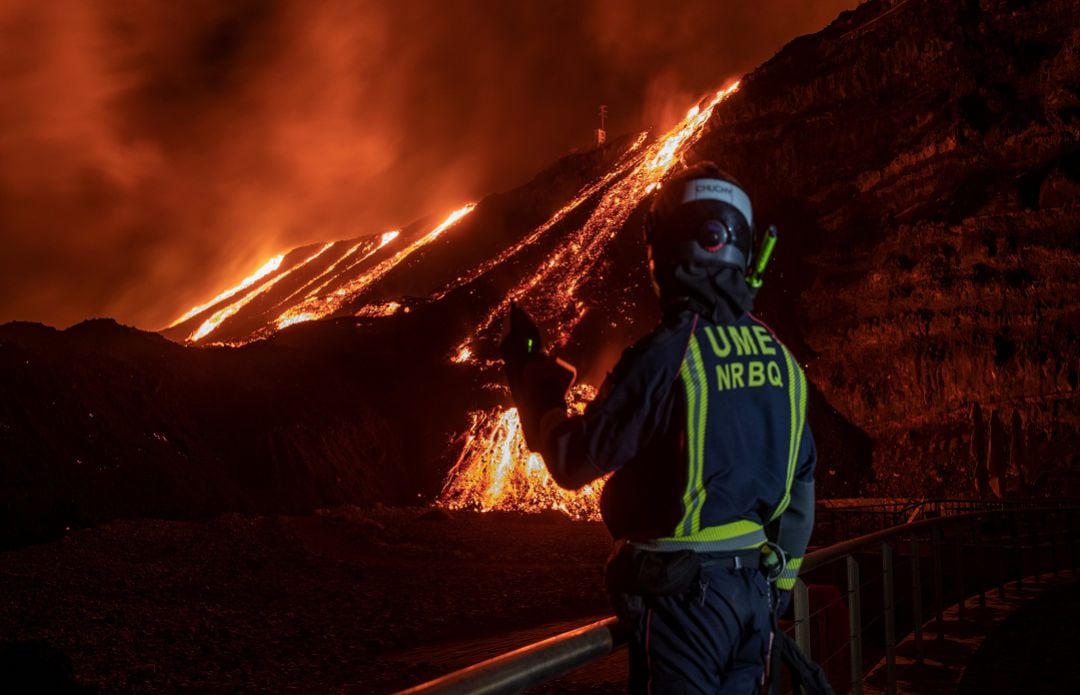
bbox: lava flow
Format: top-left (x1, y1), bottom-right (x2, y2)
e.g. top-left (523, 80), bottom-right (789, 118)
top-left (439, 83), bottom-right (740, 519)
top-left (189, 242), bottom-right (335, 342)
top-left (274, 205), bottom-right (475, 331)
top-left (168, 203), bottom-right (473, 344)
top-left (439, 386), bottom-right (603, 520)
top-left (167, 253), bottom-right (285, 329)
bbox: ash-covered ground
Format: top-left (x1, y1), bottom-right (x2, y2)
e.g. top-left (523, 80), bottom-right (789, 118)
top-left (0, 507), bottom-right (614, 693)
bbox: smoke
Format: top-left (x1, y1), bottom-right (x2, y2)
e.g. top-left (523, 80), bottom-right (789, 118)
top-left (0, 0), bottom-right (855, 329)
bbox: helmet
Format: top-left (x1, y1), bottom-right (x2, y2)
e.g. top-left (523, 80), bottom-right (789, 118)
top-left (645, 162), bottom-right (754, 275)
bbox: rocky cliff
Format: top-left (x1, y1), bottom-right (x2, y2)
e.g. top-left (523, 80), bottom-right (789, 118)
top-left (693, 0), bottom-right (1079, 496)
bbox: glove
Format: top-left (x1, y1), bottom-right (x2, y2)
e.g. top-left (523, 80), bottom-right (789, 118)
top-left (498, 304), bottom-right (576, 449)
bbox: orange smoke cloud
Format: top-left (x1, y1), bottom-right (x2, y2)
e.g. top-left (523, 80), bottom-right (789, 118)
top-left (0, 0), bottom-right (856, 330)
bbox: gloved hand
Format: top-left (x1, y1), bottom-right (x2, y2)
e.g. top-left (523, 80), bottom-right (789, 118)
top-left (499, 302), bottom-right (543, 391)
top-left (498, 303), bottom-right (576, 450)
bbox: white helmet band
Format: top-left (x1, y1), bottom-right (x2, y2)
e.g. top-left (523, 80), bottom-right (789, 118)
top-left (679, 178), bottom-right (753, 229)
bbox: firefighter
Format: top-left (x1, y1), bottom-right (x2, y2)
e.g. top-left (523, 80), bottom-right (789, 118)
top-left (500, 161), bottom-right (816, 694)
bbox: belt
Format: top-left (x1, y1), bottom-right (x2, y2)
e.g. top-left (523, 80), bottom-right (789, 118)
top-left (698, 549), bottom-right (762, 570)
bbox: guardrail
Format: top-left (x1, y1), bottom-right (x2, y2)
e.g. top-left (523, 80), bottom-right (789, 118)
top-left (400, 502), bottom-right (1080, 694)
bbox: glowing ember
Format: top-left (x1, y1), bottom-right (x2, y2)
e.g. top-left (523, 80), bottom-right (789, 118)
top-left (439, 384), bottom-right (603, 520)
top-left (168, 253), bottom-right (285, 328)
top-left (188, 243), bottom-right (334, 342)
top-left (451, 346), bottom-right (472, 364)
top-left (355, 301), bottom-right (401, 318)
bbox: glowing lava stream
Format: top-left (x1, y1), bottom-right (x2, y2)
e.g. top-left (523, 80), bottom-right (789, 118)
top-left (167, 254), bottom-right (286, 329)
top-left (439, 391), bottom-right (603, 520)
top-left (432, 132), bottom-right (648, 303)
top-left (272, 239), bottom-right (369, 309)
top-left (440, 83), bottom-right (741, 519)
top-left (188, 242), bottom-right (335, 342)
top-left (454, 81), bottom-right (740, 363)
top-left (274, 205), bottom-right (475, 330)
top-left (272, 230), bottom-right (403, 328)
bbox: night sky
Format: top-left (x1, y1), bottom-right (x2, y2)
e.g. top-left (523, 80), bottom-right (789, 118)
top-left (0, 0), bottom-right (856, 330)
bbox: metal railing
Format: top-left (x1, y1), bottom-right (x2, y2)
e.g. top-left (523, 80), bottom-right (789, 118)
top-left (400, 502), bottom-right (1079, 694)
top-left (813, 497), bottom-right (1079, 542)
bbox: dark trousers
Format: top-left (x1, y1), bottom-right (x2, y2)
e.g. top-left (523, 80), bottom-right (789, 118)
top-left (612, 563), bottom-right (772, 694)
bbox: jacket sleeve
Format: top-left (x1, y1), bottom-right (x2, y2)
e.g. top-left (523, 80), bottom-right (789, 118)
top-left (774, 427), bottom-right (816, 591)
top-left (515, 332), bottom-right (682, 491)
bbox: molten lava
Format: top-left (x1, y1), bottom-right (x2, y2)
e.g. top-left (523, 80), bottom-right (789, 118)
top-left (273, 205), bottom-right (474, 331)
top-left (167, 253), bottom-right (285, 329)
top-left (439, 385), bottom-right (603, 520)
top-left (189, 243), bottom-right (335, 342)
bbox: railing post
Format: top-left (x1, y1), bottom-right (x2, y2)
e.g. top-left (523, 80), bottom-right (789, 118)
top-left (882, 542), bottom-right (897, 695)
top-left (1033, 514), bottom-right (1042, 585)
top-left (911, 535), bottom-right (925, 665)
top-left (1050, 511), bottom-right (1059, 577)
top-left (1012, 517), bottom-right (1023, 590)
top-left (847, 555), bottom-right (864, 695)
top-left (977, 518), bottom-right (987, 610)
top-left (932, 526), bottom-right (944, 641)
top-left (794, 578), bottom-right (812, 661)
top-left (1071, 511), bottom-right (1077, 576)
top-left (997, 522), bottom-right (1006, 598)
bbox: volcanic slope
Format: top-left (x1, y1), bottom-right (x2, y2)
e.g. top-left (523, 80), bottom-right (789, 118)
top-left (3, 0), bottom-right (1077, 547)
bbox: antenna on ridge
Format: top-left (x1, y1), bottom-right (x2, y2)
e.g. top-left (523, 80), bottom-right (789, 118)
top-left (596, 105), bottom-right (608, 146)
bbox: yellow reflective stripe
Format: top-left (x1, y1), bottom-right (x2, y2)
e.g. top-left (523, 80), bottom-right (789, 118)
top-left (793, 362), bottom-right (808, 490)
top-left (673, 519), bottom-right (763, 542)
top-left (786, 557), bottom-right (804, 571)
top-left (676, 353), bottom-right (699, 536)
top-left (659, 520), bottom-right (766, 549)
top-left (772, 348), bottom-right (799, 521)
top-left (776, 577), bottom-right (797, 591)
top-left (688, 336), bottom-right (709, 534)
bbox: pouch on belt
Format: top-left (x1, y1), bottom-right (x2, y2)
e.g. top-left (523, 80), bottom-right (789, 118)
top-left (606, 540), bottom-right (701, 596)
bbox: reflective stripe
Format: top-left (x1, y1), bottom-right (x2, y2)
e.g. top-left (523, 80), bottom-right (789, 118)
top-left (779, 556), bottom-right (803, 581)
top-left (790, 365), bottom-right (808, 511)
top-left (777, 556), bottom-right (803, 590)
top-left (676, 335), bottom-right (708, 536)
top-left (772, 348), bottom-right (800, 521)
top-left (688, 336), bottom-right (709, 534)
top-left (676, 351), bottom-right (699, 536)
top-left (641, 522), bottom-right (768, 552)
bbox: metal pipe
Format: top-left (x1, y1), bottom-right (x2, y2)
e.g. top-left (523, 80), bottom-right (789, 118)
top-left (395, 618), bottom-right (625, 695)
top-left (794, 578), bottom-right (812, 659)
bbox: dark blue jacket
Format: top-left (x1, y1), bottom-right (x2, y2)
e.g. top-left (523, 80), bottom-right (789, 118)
top-left (525, 308), bottom-right (815, 590)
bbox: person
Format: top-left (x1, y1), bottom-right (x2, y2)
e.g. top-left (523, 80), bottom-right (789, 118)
top-left (500, 161), bottom-right (816, 694)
